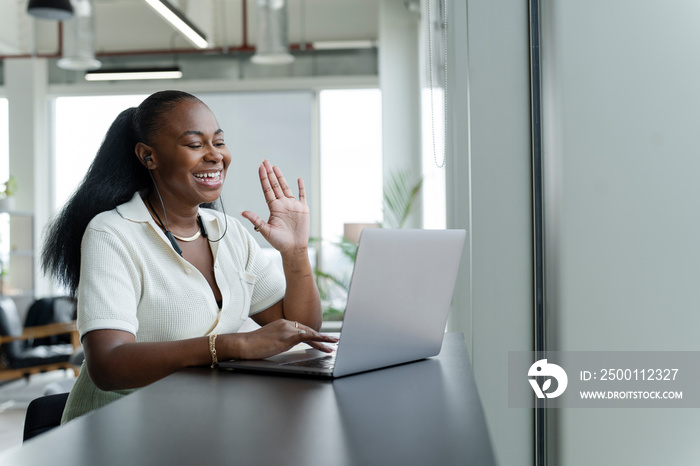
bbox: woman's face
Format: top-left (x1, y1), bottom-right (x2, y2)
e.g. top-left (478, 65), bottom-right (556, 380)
top-left (147, 99), bottom-right (231, 207)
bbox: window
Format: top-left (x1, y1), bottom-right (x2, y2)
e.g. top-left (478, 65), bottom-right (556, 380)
top-left (53, 95), bottom-right (147, 211)
top-left (317, 89), bottom-right (383, 318)
top-left (319, 89), bottom-right (383, 241)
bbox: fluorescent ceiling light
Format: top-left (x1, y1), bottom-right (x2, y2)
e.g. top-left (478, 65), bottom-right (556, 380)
top-left (143, 0), bottom-right (208, 49)
top-left (312, 40), bottom-right (377, 50)
top-left (250, 53), bottom-right (294, 65)
top-left (85, 67), bottom-right (183, 81)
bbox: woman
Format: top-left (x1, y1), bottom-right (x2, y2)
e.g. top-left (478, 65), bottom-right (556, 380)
top-left (42, 90), bottom-right (336, 423)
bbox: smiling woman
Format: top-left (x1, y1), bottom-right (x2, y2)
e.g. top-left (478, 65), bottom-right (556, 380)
top-left (42, 90), bottom-right (336, 423)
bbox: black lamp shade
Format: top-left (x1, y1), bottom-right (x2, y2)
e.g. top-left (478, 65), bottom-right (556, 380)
top-left (27, 0), bottom-right (75, 21)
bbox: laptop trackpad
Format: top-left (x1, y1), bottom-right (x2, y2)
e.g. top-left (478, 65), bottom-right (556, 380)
top-left (264, 346), bottom-right (330, 365)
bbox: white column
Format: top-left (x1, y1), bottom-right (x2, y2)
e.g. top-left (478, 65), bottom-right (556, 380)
top-left (5, 58), bottom-right (53, 306)
top-left (445, 0), bottom-right (471, 340)
top-left (378, 0), bottom-right (423, 228)
top-left (542, 2), bottom-right (700, 464)
top-left (451, 1), bottom-right (534, 465)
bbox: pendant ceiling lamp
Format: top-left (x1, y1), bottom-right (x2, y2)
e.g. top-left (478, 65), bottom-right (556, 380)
top-left (27, 0), bottom-right (75, 20)
top-left (251, 0), bottom-right (294, 65)
top-left (57, 0), bottom-right (101, 71)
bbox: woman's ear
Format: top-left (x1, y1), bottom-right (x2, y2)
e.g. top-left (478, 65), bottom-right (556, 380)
top-left (135, 142), bottom-right (155, 169)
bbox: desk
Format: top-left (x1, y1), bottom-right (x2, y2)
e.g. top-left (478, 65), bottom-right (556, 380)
top-left (2, 333), bottom-right (495, 466)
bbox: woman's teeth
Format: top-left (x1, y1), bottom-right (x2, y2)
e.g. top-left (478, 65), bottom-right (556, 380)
top-left (195, 172), bottom-right (220, 179)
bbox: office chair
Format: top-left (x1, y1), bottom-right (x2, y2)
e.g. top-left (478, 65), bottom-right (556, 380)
top-left (23, 392), bottom-right (69, 442)
top-left (0, 297), bottom-right (79, 382)
top-left (24, 297), bottom-right (77, 347)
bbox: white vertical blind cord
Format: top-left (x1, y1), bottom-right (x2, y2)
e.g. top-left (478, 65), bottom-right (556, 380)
top-left (428, 0), bottom-right (448, 168)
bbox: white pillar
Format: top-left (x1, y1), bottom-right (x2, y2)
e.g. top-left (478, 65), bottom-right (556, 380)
top-left (454, 1), bottom-right (534, 465)
top-left (5, 58), bottom-right (53, 307)
top-left (379, 0), bottom-right (423, 228)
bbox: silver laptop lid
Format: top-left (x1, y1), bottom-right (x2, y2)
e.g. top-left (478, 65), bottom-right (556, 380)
top-left (332, 229), bottom-right (466, 377)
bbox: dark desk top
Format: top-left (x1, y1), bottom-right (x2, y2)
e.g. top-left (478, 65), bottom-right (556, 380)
top-left (2, 333), bottom-right (495, 466)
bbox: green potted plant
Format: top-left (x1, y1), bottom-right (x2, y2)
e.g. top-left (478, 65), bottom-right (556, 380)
top-left (0, 176), bottom-right (17, 212)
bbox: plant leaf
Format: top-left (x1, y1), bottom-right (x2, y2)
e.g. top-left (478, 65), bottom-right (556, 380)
top-left (314, 269), bottom-right (350, 290)
top-left (382, 169), bottom-right (423, 229)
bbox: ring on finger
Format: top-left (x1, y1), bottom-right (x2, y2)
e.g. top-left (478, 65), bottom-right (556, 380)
top-left (298, 329), bottom-right (307, 334)
top-left (294, 321), bottom-right (298, 328)
top-left (254, 221), bottom-right (265, 232)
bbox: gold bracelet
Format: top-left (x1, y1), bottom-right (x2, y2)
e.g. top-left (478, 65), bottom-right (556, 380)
top-left (209, 333), bottom-right (219, 368)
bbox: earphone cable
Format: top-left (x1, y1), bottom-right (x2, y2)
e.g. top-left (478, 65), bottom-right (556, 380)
top-left (146, 169), bottom-right (183, 256)
top-left (147, 169), bottom-right (171, 231)
top-left (206, 197), bottom-right (228, 242)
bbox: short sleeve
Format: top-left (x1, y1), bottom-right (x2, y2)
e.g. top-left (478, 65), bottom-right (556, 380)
top-left (76, 226), bottom-right (141, 339)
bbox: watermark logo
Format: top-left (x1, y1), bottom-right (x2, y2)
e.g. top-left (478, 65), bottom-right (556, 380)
top-left (528, 359), bottom-right (568, 398)
top-left (510, 351), bottom-right (692, 408)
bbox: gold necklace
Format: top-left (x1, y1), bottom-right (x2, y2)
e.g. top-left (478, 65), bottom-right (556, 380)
top-left (170, 229), bottom-right (201, 242)
top-left (145, 197), bottom-right (203, 242)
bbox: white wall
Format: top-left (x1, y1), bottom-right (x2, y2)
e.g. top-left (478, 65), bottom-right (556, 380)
top-left (5, 58), bottom-right (53, 314)
top-left (379, 0), bottom-right (423, 228)
top-left (542, 1), bottom-right (700, 464)
top-left (448, 1), bottom-right (534, 465)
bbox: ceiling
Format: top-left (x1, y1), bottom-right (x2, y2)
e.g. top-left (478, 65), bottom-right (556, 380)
top-left (0, 0), bottom-right (379, 57)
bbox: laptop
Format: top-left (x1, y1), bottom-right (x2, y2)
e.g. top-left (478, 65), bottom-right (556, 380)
top-left (220, 228), bottom-right (466, 378)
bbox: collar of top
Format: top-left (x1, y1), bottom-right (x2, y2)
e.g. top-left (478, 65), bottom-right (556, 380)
top-left (116, 192), bottom-right (222, 238)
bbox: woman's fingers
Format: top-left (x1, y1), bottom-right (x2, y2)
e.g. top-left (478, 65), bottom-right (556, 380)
top-left (304, 340), bottom-right (336, 353)
top-left (241, 320), bottom-right (338, 360)
top-left (282, 320), bottom-right (338, 352)
top-left (263, 160), bottom-right (286, 199)
top-left (272, 165), bottom-right (296, 200)
top-left (297, 177), bottom-right (307, 204)
top-left (258, 163), bottom-right (276, 204)
top-left (259, 160), bottom-right (300, 206)
top-left (241, 210), bottom-right (267, 234)
top-left (293, 322), bottom-right (338, 352)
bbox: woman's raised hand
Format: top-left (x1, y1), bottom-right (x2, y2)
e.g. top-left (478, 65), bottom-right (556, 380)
top-left (242, 160), bottom-right (310, 255)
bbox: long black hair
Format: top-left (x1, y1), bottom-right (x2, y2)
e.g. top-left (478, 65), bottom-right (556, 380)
top-left (42, 90), bottom-right (203, 296)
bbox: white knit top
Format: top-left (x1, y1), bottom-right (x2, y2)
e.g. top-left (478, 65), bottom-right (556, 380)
top-left (61, 192), bottom-right (286, 423)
